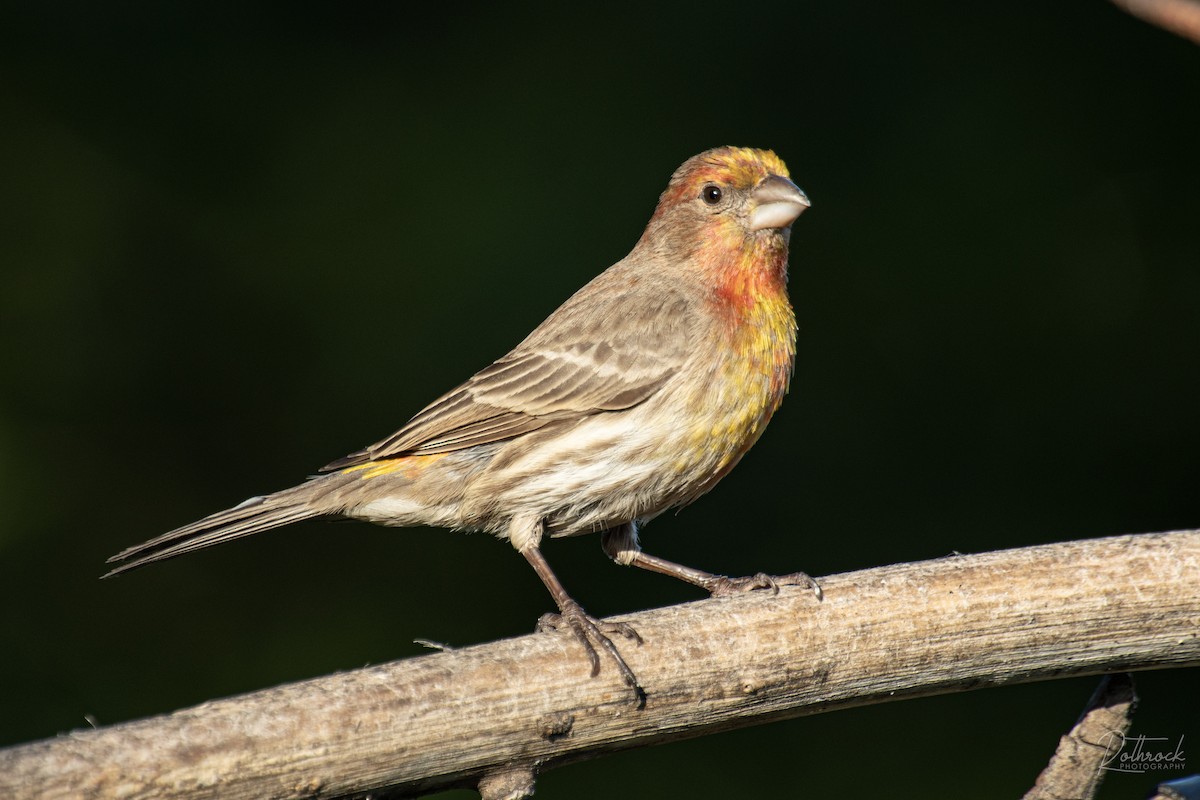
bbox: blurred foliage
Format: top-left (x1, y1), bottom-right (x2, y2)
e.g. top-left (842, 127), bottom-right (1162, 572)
top-left (0, 2), bottom-right (1196, 798)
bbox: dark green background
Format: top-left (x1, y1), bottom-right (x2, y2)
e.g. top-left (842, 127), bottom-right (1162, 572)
top-left (2, 3), bottom-right (1197, 797)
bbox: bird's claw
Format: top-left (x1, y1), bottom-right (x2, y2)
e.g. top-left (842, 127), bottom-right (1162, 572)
top-left (536, 600), bottom-right (646, 707)
top-left (703, 570), bottom-right (823, 601)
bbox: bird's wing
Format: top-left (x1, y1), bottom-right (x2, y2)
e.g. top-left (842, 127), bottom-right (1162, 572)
top-left (320, 281), bottom-right (695, 470)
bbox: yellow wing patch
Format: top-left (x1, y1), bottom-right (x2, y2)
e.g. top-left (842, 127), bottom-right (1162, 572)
top-left (343, 453), bottom-right (448, 480)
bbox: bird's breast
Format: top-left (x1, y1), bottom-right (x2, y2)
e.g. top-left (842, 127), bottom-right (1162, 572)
top-left (667, 288), bottom-right (797, 504)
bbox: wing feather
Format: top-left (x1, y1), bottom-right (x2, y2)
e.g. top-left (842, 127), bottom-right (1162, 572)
top-left (321, 275), bottom-right (695, 472)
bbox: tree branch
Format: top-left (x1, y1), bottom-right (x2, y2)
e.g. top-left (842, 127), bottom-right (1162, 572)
top-left (1112, 0), bottom-right (1200, 44)
top-left (3, 530), bottom-right (1197, 799)
top-left (1024, 673), bottom-right (1137, 800)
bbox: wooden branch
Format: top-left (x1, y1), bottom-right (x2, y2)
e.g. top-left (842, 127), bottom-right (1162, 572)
top-left (1112, 0), bottom-right (1200, 44)
top-left (3, 530), bottom-right (1198, 800)
top-left (1024, 673), bottom-right (1138, 800)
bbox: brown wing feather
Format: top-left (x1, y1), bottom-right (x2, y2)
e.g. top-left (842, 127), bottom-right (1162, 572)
top-left (321, 273), bottom-right (695, 472)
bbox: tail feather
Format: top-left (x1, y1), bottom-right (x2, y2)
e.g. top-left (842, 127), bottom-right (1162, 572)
top-left (103, 484), bottom-right (327, 578)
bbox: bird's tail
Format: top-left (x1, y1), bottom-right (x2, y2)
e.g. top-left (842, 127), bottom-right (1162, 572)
top-left (103, 480), bottom-right (332, 578)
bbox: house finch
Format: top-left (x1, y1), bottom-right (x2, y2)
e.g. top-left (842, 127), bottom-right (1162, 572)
top-left (106, 146), bottom-right (813, 703)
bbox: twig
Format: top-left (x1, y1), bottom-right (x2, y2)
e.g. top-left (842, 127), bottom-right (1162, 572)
top-left (1024, 673), bottom-right (1138, 800)
top-left (1, 530), bottom-right (1197, 799)
top-left (1112, 0), bottom-right (1200, 44)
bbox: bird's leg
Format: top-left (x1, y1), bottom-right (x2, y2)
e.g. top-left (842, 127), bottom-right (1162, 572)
top-left (511, 515), bottom-right (645, 706)
top-left (602, 522), bottom-right (823, 601)
top-left (522, 547), bottom-right (645, 706)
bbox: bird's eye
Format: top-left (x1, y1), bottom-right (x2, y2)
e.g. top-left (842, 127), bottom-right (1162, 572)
top-left (701, 184), bottom-right (723, 205)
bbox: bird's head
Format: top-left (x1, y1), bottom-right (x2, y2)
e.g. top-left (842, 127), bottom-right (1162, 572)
top-left (640, 146), bottom-right (810, 297)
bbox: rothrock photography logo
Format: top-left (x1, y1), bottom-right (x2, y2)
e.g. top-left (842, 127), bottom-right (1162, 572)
top-left (1099, 731), bottom-right (1186, 774)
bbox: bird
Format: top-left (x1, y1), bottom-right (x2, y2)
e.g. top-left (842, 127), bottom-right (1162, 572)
top-left (105, 146), bottom-right (813, 704)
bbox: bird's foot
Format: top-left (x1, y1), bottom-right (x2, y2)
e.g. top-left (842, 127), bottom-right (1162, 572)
top-left (537, 599), bottom-right (646, 707)
top-left (702, 570), bottom-right (823, 601)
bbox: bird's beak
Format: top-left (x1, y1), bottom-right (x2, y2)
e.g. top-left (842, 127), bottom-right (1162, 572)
top-left (748, 175), bottom-right (811, 231)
